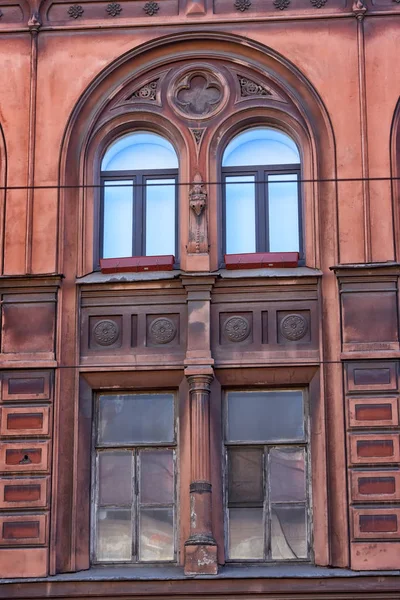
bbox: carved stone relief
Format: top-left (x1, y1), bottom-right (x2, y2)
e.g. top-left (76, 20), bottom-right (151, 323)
top-left (280, 314), bottom-right (308, 341)
top-left (238, 76), bottom-right (271, 98)
top-left (187, 172), bottom-right (208, 253)
top-left (189, 128), bottom-right (206, 150)
top-left (224, 316), bottom-right (251, 342)
top-left (127, 79), bottom-right (159, 102)
top-left (170, 69), bottom-right (227, 120)
top-left (92, 319), bottom-right (120, 346)
top-left (149, 317), bottom-right (177, 344)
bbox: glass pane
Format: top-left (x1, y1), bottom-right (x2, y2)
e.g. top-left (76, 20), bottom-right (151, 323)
top-left (103, 181), bottom-right (133, 258)
top-left (98, 393), bottom-right (174, 445)
top-left (268, 174), bottom-right (299, 252)
top-left (96, 508), bottom-right (132, 561)
top-left (223, 128), bottom-right (300, 167)
top-left (139, 508), bottom-right (174, 561)
top-left (225, 175), bottom-right (256, 254)
top-left (146, 179), bottom-right (175, 256)
top-left (228, 447), bottom-right (263, 504)
top-left (140, 449), bottom-right (174, 504)
top-left (102, 132), bottom-right (178, 171)
top-left (271, 505), bottom-right (307, 560)
top-left (228, 508), bottom-right (264, 559)
top-left (98, 451), bottom-right (133, 506)
top-left (269, 448), bottom-right (306, 503)
top-left (227, 391), bottom-right (304, 442)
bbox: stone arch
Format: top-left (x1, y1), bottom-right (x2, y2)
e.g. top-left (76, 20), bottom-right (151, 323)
top-left (0, 123), bottom-right (7, 275)
top-left (390, 97), bottom-right (400, 261)
top-left (58, 31), bottom-right (338, 276)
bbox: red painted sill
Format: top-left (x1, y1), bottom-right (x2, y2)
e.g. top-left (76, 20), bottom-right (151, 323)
top-left (100, 255), bottom-right (175, 273)
top-left (224, 252), bottom-right (299, 270)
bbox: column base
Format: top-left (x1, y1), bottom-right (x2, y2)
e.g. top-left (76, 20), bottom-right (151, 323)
top-left (184, 543), bottom-right (218, 575)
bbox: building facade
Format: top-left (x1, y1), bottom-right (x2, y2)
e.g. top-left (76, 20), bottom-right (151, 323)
top-left (0, 0), bottom-right (400, 596)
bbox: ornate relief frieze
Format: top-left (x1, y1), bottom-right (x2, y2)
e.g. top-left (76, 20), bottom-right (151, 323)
top-left (106, 2), bottom-right (122, 15)
top-left (67, 3), bottom-right (84, 17)
top-left (143, 1), bottom-right (159, 14)
top-left (169, 69), bottom-right (227, 120)
top-left (234, 0), bottom-right (251, 10)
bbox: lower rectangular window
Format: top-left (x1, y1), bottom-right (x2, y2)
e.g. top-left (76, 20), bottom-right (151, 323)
top-left (92, 392), bottom-right (177, 564)
top-left (224, 389), bottom-right (311, 562)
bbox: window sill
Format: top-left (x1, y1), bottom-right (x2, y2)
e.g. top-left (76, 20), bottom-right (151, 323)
top-left (224, 252), bottom-right (299, 270)
top-left (100, 255), bottom-right (175, 274)
top-left (3, 563), bottom-right (400, 584)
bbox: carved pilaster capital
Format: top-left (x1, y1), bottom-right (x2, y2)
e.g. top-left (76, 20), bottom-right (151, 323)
top-left (187, 373), bottom-right (214, 393)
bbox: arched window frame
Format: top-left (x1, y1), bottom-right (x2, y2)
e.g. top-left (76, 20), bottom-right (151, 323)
top-left (79, 114), bottom-right (187, 276)
top-left (221, 127), bottom-right (303, 258)
top-left (99, 131), bottom-right (179, 260)
top-left (208, 110), bottom-right (317, 270)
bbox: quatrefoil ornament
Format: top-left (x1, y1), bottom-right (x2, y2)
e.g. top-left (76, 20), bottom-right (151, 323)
top-left (170, 69), bottom-right (227, 120)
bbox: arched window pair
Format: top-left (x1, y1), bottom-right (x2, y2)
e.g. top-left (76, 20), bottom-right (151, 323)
top-left (100, 127), bottom-right (301, 262)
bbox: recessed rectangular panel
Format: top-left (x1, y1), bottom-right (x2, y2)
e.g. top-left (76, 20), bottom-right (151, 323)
top-left (269, 447), bottom-right (306, 503)
top-left (349, 434), bottom-right (399, 464)
top-left (2, 371), bottom-right (51, 402)
top-left (0, 406), bottom-right (49, 437)
top-left (0, 514), bottom-right (47, 545)
top-left (349, 397), bottom-right (398, 428)
top-left (0, 441), bottom-right (50, 472)
top-left (0, 478), bottom-right (48, 509)
top-left (352, 508), bottom-right (400, 539)
top-left (342, 292), bottom-right (399, 345)
top-left (346, 362), bottom-right (397, 392)
top-left (98, 394), bottom-right (174, 445)
top-left (139, 449), bottom-right (174, 505)
top-left (227, 390), bottom-right (304, 442)
top-left (2, 302), bottom-right (55, 355)
top-left (98, 451), bottom-right (133, 506)
top-left (350, 470), bottom-right (400, 501)
top-left (228, 447), bottom-right (263, 505)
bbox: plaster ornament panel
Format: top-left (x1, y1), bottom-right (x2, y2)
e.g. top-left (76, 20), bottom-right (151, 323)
top-left (280, 313), bottom-right (308, 341)
top-left (169, 69), bottom-right (227, 120)
top-left (148, 317), bottom-right (177, 344)
top-left (92, 319), bottom-right (120, 346)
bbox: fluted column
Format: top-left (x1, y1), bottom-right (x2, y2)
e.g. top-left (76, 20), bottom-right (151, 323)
top-left (184, 373), bottom-right (217, 574)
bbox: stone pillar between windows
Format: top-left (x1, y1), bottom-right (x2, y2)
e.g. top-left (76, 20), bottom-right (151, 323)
top-left (184, 372), bottom-right (217, 575)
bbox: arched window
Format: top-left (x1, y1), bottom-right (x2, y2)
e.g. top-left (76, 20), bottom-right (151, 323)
top-left (222, 128), bottom-right (301, 256)
top-left (101, 132), bottom-right (179, 259)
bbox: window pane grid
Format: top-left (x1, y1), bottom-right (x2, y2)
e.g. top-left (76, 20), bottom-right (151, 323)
top-left (222, 164), bottom-right (301, 255)
top-left (92, 393), bottom-right (177, 565)
top-left (224, 390), bottom-right (310, 563)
